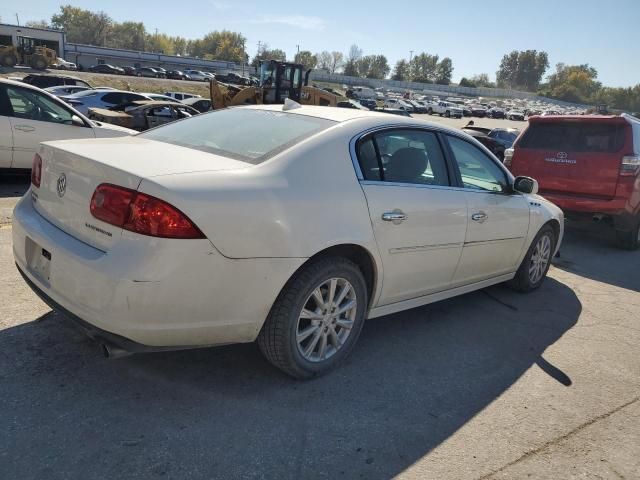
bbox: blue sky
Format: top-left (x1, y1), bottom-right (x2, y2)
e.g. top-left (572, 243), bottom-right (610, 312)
top-left (2, 0), bottom-right (638, 87)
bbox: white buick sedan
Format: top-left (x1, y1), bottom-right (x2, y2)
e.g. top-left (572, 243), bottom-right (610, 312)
top-left (13, 104), bottom-right (563, 378)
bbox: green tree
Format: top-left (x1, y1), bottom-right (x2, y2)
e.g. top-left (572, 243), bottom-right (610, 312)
top-left (392, 59), bottom-right (410, 81)
top-left (51, 5), bottom-right (112, 46)
top-left (541, 63), bottom-right (601, 103)
top-left (357, 55), bottom-right (389, 79)
top-left (330, 51), bottom-right (344, 73)
top-left (110, 21), bottom-right (146, 50)
top-left (25, 20), bottom-right (50, 29)
top-left (294, 50), bottom-right (317, 70)
top-left (343, 44), bottom-right (363, 76)
top-left (251, 46), bottom-right (286, 67)
top-left (316, 51), bottom-right (332, 71)
top-left (435, 57), bottom-right (453, 85)
top-left (470, 73), bottom-right (495, 88)
top-left (496, 50), bottom-right (549, 91)
top-left (459, 77), bottom-right (476, 88)
top-left (411, 52), bottom-right (439, 83)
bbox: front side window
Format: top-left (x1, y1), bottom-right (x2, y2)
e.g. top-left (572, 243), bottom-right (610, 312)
top-left (5, 86), bottom-right (74, 125)
top-left (447, 135), bottom-right (509, 193)
top-left (357, 129), bottom-right (450, 186)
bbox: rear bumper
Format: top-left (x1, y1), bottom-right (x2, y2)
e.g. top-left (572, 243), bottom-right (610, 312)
top-left (12, 194), bottom-right (304, 348)
top-left (540, 191), bottom-right (636, 217)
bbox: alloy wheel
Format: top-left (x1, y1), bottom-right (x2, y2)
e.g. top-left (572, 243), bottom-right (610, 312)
top-left (529, 234), bottom-right (551, 284)
top-left (296, 277), bottom-right (357, 363)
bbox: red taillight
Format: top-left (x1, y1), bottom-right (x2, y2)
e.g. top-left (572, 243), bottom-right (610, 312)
top-left (31, 154), bottom-right (42, 188)
top-left (90, 184), bottom-right (204, 239)
top-left (620, 155), bottom-right (640, 177)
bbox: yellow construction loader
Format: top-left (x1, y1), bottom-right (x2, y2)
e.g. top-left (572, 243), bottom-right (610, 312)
top-left (209, 60), bottom-right (337, 109)
top-left (0, 36), bottom-right (57, 70)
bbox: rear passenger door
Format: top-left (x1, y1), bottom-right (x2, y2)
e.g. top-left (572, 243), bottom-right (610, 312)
top-left (356, 128), bottom-right (468, 305)
top-left (444, 135), bottom-right (530, 285)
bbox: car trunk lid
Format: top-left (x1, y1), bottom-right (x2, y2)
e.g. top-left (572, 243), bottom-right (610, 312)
top-left (511, 116), bottom-right (630, 198)
top-left (32, 137), bottom-right (248, 251)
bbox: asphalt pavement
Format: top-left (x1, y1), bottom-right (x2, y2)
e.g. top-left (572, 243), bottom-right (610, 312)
top-left (0, 171), bottom-right (638, 480)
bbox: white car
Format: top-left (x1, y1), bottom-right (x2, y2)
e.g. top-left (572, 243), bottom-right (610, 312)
top-left (383, 98), bottom-right (414, 111)
top-left (44, 85), bottom-right (92, 97)
top-left (53, 57), bottom-right (77, 70)
top-left (61, 89), bottom-right (153, 115)
top-left (0, 79), bottom-right (135, 169)
top-left (507, 110), bottom-right (526, 121)
top-left (183, 70), bottom-right (210, 82)
top-left (13, 105), bottom-right (563, 378)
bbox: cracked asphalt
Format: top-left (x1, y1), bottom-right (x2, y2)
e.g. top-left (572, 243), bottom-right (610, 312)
top-left (1, 174), bottom-right (638, 479)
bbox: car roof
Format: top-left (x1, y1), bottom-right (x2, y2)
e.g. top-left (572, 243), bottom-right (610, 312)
top-left (0, 77), bottom-right (52, 92)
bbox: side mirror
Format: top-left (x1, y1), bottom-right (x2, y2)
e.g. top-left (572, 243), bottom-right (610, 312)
top-left (513, 176), bottom-right (539, 194)
top-left (71, 115), bottom-right (85, 127)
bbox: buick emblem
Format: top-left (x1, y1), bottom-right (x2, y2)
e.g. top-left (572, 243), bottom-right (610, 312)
top-left (556, 152), bottom-right (568, 159)
top-left (56, 173), bottom-right (67, 198)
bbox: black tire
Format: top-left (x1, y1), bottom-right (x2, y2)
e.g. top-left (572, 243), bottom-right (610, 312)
top-left (30, 55), bottom-right (48, 70)
top-left (615, 219), bottom-right (640, 250)
top-left (1, 53), bottom-right (18, 67)
top-left (445, 110), bottom-right (451, 118)
top-left (257, 257), bottom-right (368, 379)
top-left (428, 107), bottom-right (433, 115)
top-left (507, 225), bottom-right (556, 293)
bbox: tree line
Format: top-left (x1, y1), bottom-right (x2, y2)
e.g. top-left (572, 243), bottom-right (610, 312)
top-left (22, 6), bottom-right (640, 110)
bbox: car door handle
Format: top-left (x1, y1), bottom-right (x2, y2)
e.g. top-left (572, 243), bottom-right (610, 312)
top-left (471, 212), bottom-right (488, 223)
top-left (382, 210), bottom-right (408, 224)
top-left (14, 125), bottom-right (35, 132)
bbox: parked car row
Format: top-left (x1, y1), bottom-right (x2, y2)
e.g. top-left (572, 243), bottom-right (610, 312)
top-left (75, 63), bottom-right (257, 85)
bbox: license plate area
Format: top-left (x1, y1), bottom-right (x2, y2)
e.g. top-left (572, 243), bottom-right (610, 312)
top-left (25, 236), bottom-right (51, 282)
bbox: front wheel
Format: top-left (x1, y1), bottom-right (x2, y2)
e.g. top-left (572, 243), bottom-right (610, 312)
top-left (445, 110), bottom-right (451, 118)
top-left (428, 108), bottom-right (433, 115)
top-left (508, 225), bottom-right (556, 292)
top-left (258, 257), bottom-right (368, 379)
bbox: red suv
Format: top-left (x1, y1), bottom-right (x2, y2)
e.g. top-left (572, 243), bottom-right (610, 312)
top-left (505, 114), bottom-right (640, 249)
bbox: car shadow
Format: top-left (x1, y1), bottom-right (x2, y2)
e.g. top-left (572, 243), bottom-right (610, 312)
top-left (553, 220), bottom-right (640, 292)
top-left (0, 278), bottom-right (580, 479)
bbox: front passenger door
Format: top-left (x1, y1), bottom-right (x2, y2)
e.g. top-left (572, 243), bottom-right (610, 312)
top-left (357, 128), bottom-right (468, 305)
top-left (4, 85), bottom-right (95, 168)
top-left (445, 135), bottom-right (530, 286)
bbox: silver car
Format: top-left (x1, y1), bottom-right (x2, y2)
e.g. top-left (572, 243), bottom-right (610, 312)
top-left (61, 89), bottom-right (153, 115)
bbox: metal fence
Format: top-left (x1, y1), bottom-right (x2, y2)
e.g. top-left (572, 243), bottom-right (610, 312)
top-left (65, 43), bottom-right (249, 75)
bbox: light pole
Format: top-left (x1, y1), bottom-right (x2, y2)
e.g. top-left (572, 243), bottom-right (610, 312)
top-left (409, 50), bottom-right (413, 82)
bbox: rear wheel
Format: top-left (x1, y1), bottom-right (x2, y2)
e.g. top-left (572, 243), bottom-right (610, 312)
top-left (615, 217), bottom-right (640, 250)
top-left (508, 225), bottom-right (556, 292)
top-left (445, 110), bottom-right (451, 118)
top-left (428, 107), bottom-right (433, 115)
top-left (1, 52), bottom-right (18, 67)
top-left (258, 257), bottom-right (368, 379)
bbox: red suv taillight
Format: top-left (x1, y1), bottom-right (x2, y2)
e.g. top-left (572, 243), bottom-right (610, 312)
top-left (90, 184), bottom-right (205, 239)
top-left (31, 153), bottom-right (42, 188)
top-left (620, 155), bottom-right (640, 176)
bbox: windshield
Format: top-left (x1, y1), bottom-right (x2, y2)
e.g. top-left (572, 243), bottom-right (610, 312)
top-left (140, 107), bottom-right (336, 164)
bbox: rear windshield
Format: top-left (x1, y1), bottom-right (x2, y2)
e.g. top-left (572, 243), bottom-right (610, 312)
top-left (140, 107), bottom-right (336, 164)
top-left (519, 122), bottom-right (626, 153)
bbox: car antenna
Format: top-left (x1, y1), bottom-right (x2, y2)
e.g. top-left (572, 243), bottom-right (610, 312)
top-left (283, 98), bottom-right (302, 111)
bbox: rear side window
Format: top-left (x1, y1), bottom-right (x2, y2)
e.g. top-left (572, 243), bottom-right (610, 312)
top-left (519, 122), bottom-right (626, 153)
top-left (140, 108), bottom-right (335, 164)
